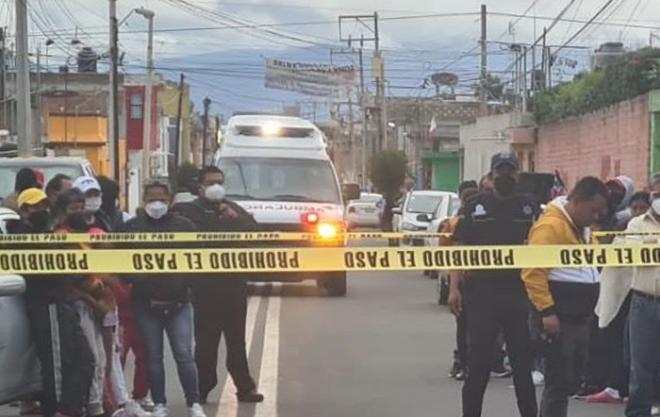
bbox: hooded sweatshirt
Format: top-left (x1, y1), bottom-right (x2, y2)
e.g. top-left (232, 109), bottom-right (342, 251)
top-left (522, 197), bottom-right (599, 318)
top-left (609, 175), bottom-right (635, 230)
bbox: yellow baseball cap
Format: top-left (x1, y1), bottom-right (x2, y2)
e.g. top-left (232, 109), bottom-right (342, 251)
top-left (17, 188), bottom-right (47, 208)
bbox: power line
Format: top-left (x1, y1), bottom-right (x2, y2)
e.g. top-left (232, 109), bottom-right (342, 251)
top-left (553, 0), bottom-right (619, 56)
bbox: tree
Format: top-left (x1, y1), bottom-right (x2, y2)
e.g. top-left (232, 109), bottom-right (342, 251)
top-left (174, 162), bottom-right (199, 194)
top-left (474, 73), bottom-right (504, 101)
top-left (369, 150), bottom-right (407, 198)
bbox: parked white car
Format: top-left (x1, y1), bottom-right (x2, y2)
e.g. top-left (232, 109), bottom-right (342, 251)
top-left (0, 208), bottom-right (42, 405)
top-left (392, 190), bottom-right (458, 246)
top-left (346, 193), bottom-right (384, 230)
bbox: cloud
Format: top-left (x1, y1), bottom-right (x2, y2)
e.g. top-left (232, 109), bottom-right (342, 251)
top-left (21, 0), bottom-right (660, 114)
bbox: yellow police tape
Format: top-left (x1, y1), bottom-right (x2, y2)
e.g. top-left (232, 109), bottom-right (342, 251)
top-left (2, 244), bottom-right (660, 275)
top-left (0, 231), bottom-right (449, 244)
top-left (2, 231), bottom-right (660, 245)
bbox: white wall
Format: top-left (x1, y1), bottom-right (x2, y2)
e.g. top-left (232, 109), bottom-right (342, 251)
top-left (459, 112), bottom-right (534, 181)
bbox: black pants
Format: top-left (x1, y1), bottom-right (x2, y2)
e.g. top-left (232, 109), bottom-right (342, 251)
top-left (194, 283), bottom-right (256, 396)
top-left (27, 302), bottom-right (94, 417)
top-left (454, 303), bottom-right (507, 371)
top-left (462, 285), bottom-right (537, 417)
top-left (602, 295), bottom-right (631, 395)
top-left (541, 316), bottom-right (591, 417)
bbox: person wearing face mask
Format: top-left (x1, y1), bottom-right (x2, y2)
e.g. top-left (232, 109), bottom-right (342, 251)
top-left (587, 190), bottom-right (650, 405)
top-left (17, 188), bottom-right (96, 417)
top-left (447, 152), bottom-right (540, 417)
top-left (522, 177), bottom-right (609, 417)
top-left (72, 176), bottom-right (112, 232)
top-left (173, 166), bottom-right (264, 404)
top-left (619, 175), bottom-right (660, 417)
top-left (118, 182), bottom-right (206, 417)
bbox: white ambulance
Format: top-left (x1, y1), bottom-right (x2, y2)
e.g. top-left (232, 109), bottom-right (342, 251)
top-left (214, 115), bottom-right (358, 296)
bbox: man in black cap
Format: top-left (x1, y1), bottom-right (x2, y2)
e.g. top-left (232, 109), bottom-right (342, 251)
top-left (448, 152), bottom-right (539, 417)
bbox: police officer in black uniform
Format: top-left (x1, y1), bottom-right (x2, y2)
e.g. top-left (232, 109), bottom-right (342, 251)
top-left (448, 152), bottom-right (538, 417)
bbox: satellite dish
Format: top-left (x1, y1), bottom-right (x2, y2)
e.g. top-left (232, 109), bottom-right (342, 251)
top-left (431, 72), bottom-right (459, 86)
top-left (430, 72), bottom-right (459, 99)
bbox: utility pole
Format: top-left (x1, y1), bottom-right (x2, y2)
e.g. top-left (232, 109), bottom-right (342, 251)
top-left (138, 8), bottom-right (155, 182)
top-left (339, 15), bottom-right (377, 189)
top-left (358, 42), bottom-right (367, 189)
top-left (173, 73), bottom-right (185, 179)
top-left (479, 4), bottom-right (488, 106)
top-left (372, 12), bottom-right (387, 153)
top-left (202, 96), bottom-right (211, 166)
top-left (34, 47), bottom-right (42, 147)
top-left (16, 0), bottom-right (32, 157)
top-left (522, 46), bottom-right (528, 112)
top-left (0, 27), bottom-right (7, 130)
top-left (109, 0), bottom-right (120, 182)
top-left (541, 27), bottom-right (547, 90)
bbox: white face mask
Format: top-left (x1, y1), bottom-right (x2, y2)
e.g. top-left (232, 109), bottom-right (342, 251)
top-left (204, 184), bottom-right (226, 202)
top-left (144, 201), bottom-right (169, 219)
top-left (652, 199), bottom-right (660, 215)
top-left (85, 196), bottom-right (102, 213)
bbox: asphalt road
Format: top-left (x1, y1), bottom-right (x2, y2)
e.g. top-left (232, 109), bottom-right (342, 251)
top-left (1, 266), bottom-right (625, 417)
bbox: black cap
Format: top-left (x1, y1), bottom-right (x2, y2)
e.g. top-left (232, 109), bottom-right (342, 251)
top-left (491, 152), bottom-right (519, 171)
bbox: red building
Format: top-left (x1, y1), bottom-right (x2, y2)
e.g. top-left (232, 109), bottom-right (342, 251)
top-left (124, 84), bottom-right (159, 151)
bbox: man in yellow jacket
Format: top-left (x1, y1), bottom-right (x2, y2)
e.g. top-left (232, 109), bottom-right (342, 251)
top-left (522, 176), bottom-right (609, 417)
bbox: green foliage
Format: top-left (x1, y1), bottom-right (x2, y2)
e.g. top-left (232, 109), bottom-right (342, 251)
top-left (474, 73), bottom-right (505, 101)
top-left (532, 48), bottom-right (660, 123)
top-left (369, 150), bottom-right (407, 198)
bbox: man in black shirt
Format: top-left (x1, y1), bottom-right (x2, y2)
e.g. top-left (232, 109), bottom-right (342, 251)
top-left (448, 153), bottom-right (538, 417)
top-left (173, 166), bottom-right (264, 404)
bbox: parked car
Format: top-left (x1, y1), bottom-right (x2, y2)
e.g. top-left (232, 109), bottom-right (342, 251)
top-left (346, 192), bottom-right (384, 230)
top-left (0, 156), bottom-right (95, 203)
top-left (392, 190), bottom-right (457, 246)
top-left (0, 208), bottom-right (42, 405)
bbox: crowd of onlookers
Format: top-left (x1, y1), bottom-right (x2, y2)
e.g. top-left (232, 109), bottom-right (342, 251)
top-left (2, 166), bottom-right (263, 417)
top-left (443, 152), bottom-right (660, 417)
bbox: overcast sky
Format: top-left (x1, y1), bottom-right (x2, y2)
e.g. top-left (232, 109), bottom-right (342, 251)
top-left (2, 0), bottom-right (659, 116)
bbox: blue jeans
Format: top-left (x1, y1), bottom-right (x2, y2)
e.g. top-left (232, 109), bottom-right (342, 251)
top-left (133, 301), bottom-right (200, 406)
top-left (626, 292), bottom-right (660, 417)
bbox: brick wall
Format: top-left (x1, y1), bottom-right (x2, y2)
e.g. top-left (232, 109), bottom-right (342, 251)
top-left (536, 94), bottom-right (650, 189)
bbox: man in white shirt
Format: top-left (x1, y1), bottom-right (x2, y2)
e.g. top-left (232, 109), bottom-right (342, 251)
top-left (626, 175), bottom-right (660, 417)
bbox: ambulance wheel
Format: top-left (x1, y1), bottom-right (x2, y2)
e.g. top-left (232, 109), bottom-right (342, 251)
top-left (319, 272), bottom-right (347, 297)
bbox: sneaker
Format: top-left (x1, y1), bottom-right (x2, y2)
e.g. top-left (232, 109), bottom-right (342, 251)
top-left (151, 404), bottom-right (168, 417)
top-left (491, 365), bottom-right (512, 378)
top-left (455, 368), bottom-right (468, 381)
top-left (124, 400), bottom-right (153, 417)
top-left (19, 401), bottom-right (42, 415)
top-left (237, 389), bottom-right (265, 403)
top-left (573, 384), bottom-right (603, 399)
top-left (136, 397), bottom-right (155, 412)
top-left (532, 371), bottom-right (545, 386)
top-left (448, 361), bottom-right (462, 378)
top-left (586, 388), bottom-right (623, 404)
top-left (188, 403), bottom-right (206, 417)
top-left (652, 405), bottom-right (660, 416)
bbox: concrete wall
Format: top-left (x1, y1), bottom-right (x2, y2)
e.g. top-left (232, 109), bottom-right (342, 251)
top-left (536, 94), bottom-right (650, 189)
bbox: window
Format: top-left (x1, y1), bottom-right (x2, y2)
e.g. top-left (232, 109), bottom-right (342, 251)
top-left (130, 94), bottom-right (144, 120)
top-left (406, 194), bottom-right (444, 214)
top-left (218, 157), bottom-right (341, 204)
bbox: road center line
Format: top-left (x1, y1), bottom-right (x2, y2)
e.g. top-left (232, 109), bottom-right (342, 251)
top-left (215, 295), bottom-right (261, 417)
top-left (254, 284), bottom-right (281, 417)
